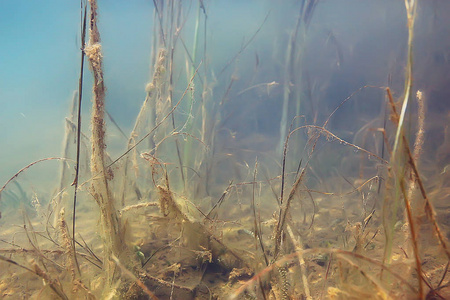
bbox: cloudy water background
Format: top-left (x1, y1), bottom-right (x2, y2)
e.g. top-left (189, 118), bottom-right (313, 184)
top-left (0, 0), bottom-right (449, 203)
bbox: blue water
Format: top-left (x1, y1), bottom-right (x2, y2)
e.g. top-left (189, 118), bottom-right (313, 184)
top-left (1, 0), bottom-right (449, 196)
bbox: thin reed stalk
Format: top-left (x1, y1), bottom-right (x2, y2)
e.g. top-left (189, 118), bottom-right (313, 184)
top-left (71, 2), bottom-right (88, 277)
top-left (53, 91), bottom-right (77, 228)
top-left (382, 0), bottom-right (418, 269)
top-left (120, 48), bottom-right (167, 205)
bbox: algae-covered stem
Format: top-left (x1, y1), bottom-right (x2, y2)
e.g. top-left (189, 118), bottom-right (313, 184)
top-left (84, 0), bottom-right (134, 289)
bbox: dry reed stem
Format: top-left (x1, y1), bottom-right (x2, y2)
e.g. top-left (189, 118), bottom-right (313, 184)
top-left (100, 61), bottom-right (202, 172)
top-left (133, 48), bottom-right (167, 149)
top-left (237, 81), bottom-right (279, 96)
top-left (386, 88), bottom-right (399, 125)
top-left (278, 7), bottom-right (303, 153)
top-left (399, 179), bottom-right (424, 298)
top-left (407, 90), bottom-right (426, 202)
top-left (0, 254), bottom-right (72, 299)
top-left (392, 0), bottom-right (416, 156)
top-left (219, 11), bottom-right (270, 76)
top-left (305, 85), bottom-right (380, 160)
top-left (120, 202), bottom-right (159, 214)
top-left (155, 131), bottom-right (207, 154)
top-left (383, 88), bottom-right (401, 268)
top-left (58, 208), bottom-right (77, 287)
top-left (152, 0), bottom-right (166, 48)
top-left (387, 89), bottom-right (450, 262)
top-left (120, 48), bottom-right (167, 205)
top-left (323, 86), bottom-right (379, 129)
top-left (59, 208), bottom-right (96, 298)
top-left (301, 185), bottom-right (316, 229)
top-left (251, 160), bottom-right (269, 266)
top-left (31, 260), bottom-right (69, 300)
top-left (206, 182), bottom-right (232, 218)
top-left (181, 1), bottom-right (204, 183)
top-left (368, 127), bottom-right (392, 156)
top-left (53, 91), bottom-right (78, 227)
top-left (167, 29), bottom-right (187, 190)
top-left (301, 125), bottom-right (388, 163)
top-left (286, 224), bottom-right (311, 299)
top-left (304, 176), bottom-right (381, 196)
top-left (23, 213), bottom-right (65, 271)
top-left (412, 90), bottom-right (425, 163)
top-left (273, 165), bottom-right (307, 261)
top-left (280, 118), bottom-right (300, 206)
top-left (200, 6), bottom-right (210, 151)
top-left (71, 2), bottom-right (88, 278)
top-left (357, 119), bottom-right (386, 179)
top-left (406, 138), bottom-right (450, 261)
top-left (388, 78), bottom-right (436, 299)
top-left (335, 255), bottom-right (390, 299)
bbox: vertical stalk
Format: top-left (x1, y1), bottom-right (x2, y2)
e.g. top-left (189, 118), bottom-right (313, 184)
top-left (182, 1), bottom-right (202, 189)
top-left (382, 4), bottom-right (426, 299)
top-left (54, 90), bottom-right (77, 229)
top-left (85, 0), bottom-right (133, 290)
top-left (70, 2), bottom-right (88, 277)
top-left (393, 0), bottom-right (417, 155)
top-left (277, 4), bottom-right (308, 154)
top-left (168, 1), bottom-right (186, 190)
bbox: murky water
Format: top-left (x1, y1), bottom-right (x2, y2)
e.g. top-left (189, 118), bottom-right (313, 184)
top-left (1, 1), bottom-right (449, 299)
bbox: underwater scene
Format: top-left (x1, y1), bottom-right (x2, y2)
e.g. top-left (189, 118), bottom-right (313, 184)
top-left (1, 0), bottom-right (450, 299)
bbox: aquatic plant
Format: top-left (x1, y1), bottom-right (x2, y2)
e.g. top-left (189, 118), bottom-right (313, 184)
top-left (0, 0), bottom-right (449, 299)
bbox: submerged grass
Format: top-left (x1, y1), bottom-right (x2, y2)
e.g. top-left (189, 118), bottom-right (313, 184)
top-left (0, 1), bottom-right (449, 299)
